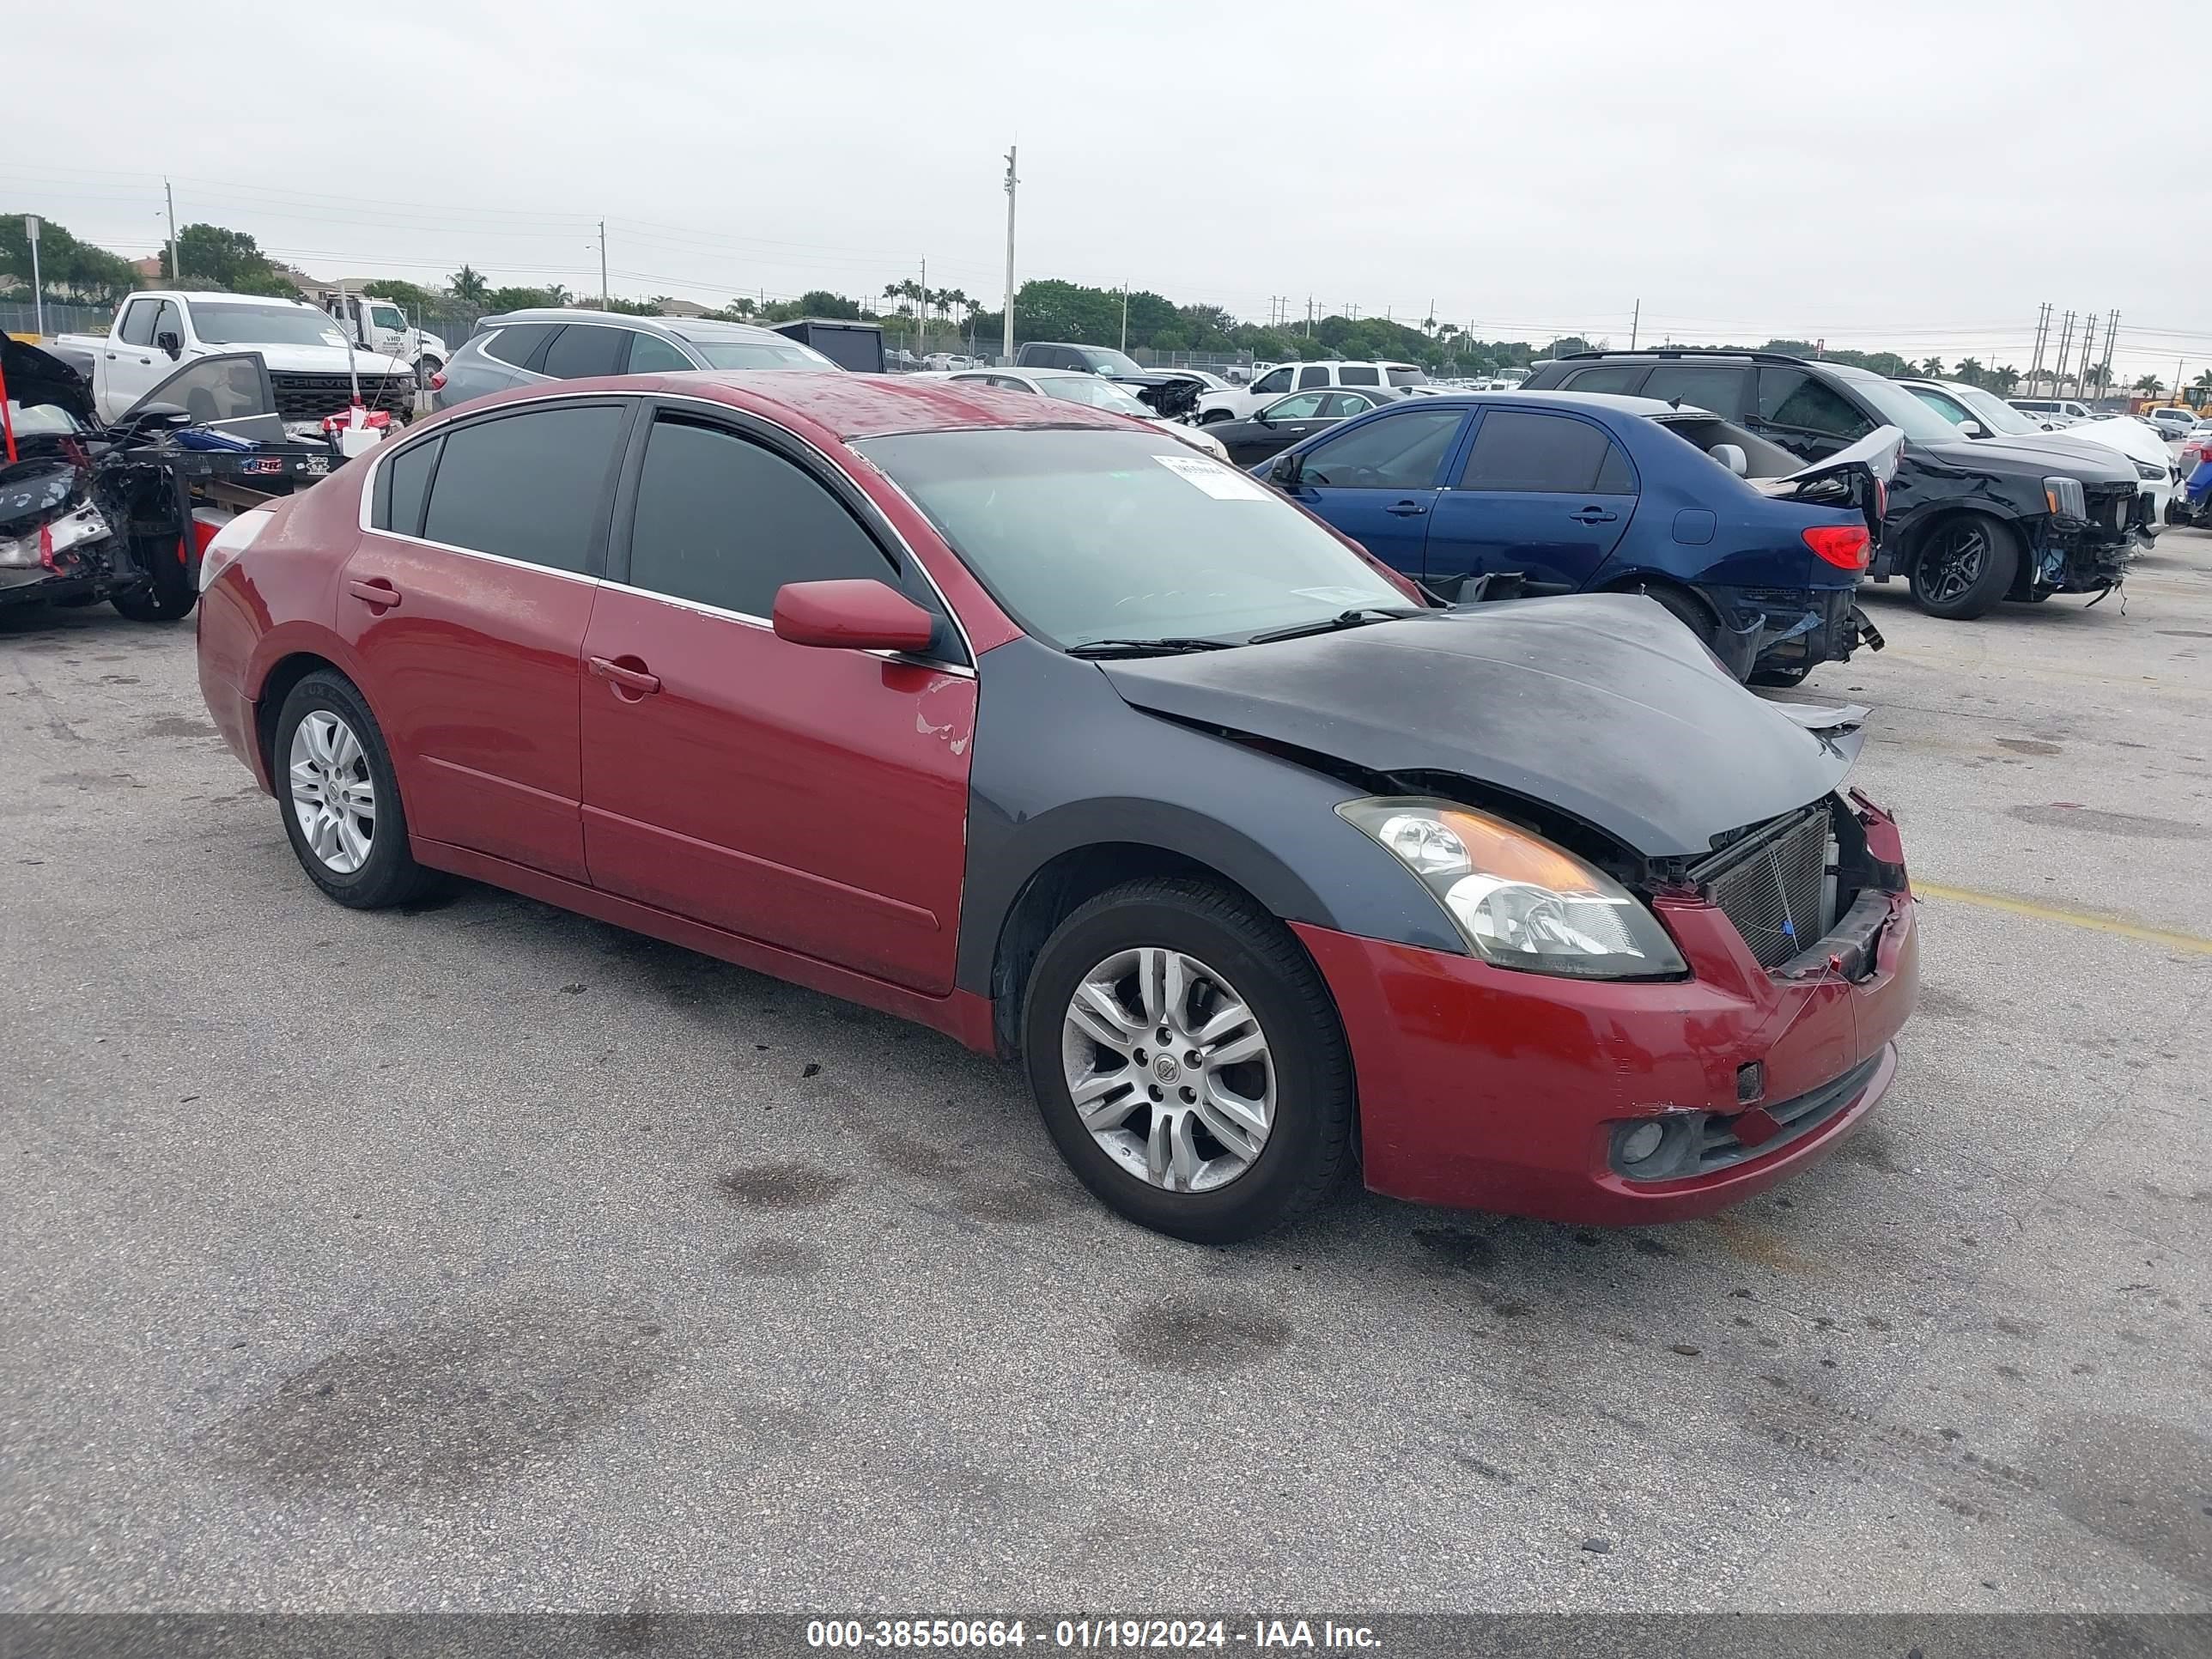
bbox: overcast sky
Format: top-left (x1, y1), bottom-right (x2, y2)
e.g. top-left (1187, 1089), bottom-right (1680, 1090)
top-left (13, 0), bottom-right (2211, 376)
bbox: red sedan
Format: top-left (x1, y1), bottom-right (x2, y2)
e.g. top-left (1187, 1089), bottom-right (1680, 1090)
top-left (197, 371), bottom-right (1917, 1241)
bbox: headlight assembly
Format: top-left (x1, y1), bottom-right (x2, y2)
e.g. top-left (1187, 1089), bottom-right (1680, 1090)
top-left (1338, 797), bottom-right (1687, 980)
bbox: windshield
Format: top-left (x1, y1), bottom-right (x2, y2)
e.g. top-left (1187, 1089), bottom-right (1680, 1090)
top-left (1039, 376), bottom-right (1153, 416)
top-left (1386, 367), bottom-right (1429, 386)
top-left (854, 427), bottom-right (1409, 649)
top-left (4, 400), bottom-right (88, 439)
top-left (1836, 374), bottom-right (1960, 443)
top-left (368, 304), bottom-right (405, 330)
top-left (188, 302), bottom-right (349, 348)
top-left (1945, 384), bottom-right (2038, 434)
top-left (1076, 346), bottom-right (1146, 376)
top-left (1650, 414), bottom-right (1804, 479)
top-left (684, 339), bottom-right (839, 370)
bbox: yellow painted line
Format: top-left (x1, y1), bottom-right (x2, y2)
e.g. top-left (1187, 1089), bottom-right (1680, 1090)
top-left (1917, 882), bottom-right (2212, 955)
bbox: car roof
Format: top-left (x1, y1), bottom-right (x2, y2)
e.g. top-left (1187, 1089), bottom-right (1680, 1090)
top-left (476, 307), bottom-right (787, 344)
top-left (1382, 389), bottom-right (1707, 418)
top-left (580, 369), bottom-right (1145, 441)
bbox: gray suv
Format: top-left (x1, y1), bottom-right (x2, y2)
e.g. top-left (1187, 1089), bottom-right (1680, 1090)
top-left (433, 310), bottom-right (840, 410)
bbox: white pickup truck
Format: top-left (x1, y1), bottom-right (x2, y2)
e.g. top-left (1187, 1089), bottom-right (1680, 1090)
top-left (50, 292), bottom-right (417, 425)
top-left (308, 290), bottom-right (448, 386)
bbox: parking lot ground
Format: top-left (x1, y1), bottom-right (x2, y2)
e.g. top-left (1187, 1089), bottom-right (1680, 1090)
top-left (3, 536), bottom-right (2209, 1615)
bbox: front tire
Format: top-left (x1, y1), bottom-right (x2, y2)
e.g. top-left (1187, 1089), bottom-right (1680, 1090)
top-left (109, 581), bottom-right (198, 623)
top-left (1909, 514), bottom-right (2018, 619)
top-left (274, 672), bottom-right (438, 908)
top-left (1020, 878), bottom-right (1354, 1243)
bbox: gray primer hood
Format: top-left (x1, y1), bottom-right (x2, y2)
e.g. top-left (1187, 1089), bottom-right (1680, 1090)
top-left (1099, 593), bottom-right (1857, 859)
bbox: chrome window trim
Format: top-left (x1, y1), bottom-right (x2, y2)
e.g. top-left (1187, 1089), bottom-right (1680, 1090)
top-left (356, 387), bottom-right (980, 672)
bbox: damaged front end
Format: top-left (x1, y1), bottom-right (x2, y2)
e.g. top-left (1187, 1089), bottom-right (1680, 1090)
top-left (2027, 475), bottom-right (2145, 599)
top-left (1109, 372), bottom-right (1206, 423)
top-left (0, 337), bottom-right (121, 607)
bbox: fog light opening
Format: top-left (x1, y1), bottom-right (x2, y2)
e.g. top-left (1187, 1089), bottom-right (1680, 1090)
top-left (1619, 1121), bottom-right (1666, 1165)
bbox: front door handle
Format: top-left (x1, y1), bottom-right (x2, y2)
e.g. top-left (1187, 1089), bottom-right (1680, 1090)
top-left (1385, 500), bottom-right (1428, 518)
top-left (346, 577), bottom-right (401, 610)
top-left (1571, 507), bottom-right (1619, 524)
top-left (588, 655), bottom-right (661, 698)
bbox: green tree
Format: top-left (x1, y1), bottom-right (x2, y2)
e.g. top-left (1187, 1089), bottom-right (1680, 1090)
top-left (447, 265), bottom-right (489, 306)
top-left (1918, 357), bottom-right (1943, 378)
top-left (2135, 374), bottom-right (2165, 395)
top-left (1988, 365), bottom-right (2021, 394)
top-left (362, 279), bottom-right (437, 312)
top-left (794, 289), bottom-right (860, 319)
top-left (163, 223), bottom-right (295, 294)
top-left (483, 285), bottom-right (568, 313)
top-left (1953, 356), bottom-right (1984, 386)
top-left (0, 213), bottom-right (138, 302)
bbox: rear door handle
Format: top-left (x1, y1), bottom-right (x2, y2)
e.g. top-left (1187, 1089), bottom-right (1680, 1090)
top-left (346, 577), bottom-right (401, 609)
top-left (1386, 500), bottom-right (1428, 518)
top-left (1571, 507), bottom-right (1619, 524)
top-left (588, 655), bottom-right (661, 697)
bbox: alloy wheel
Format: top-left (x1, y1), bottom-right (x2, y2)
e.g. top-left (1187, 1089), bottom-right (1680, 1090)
top-left (1060, 946), bottom-right (1275, 1194)
top-left (288, 711), bottom-right (376, 874)
top-left (1923, 525), bottom-right (1989, 605)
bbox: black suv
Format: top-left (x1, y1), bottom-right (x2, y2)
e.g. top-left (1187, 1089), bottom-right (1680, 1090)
top-left (1521, 349), bottom-right (2147, 619)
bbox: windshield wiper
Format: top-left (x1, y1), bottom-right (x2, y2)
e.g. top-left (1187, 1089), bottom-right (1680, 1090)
top-left (1065, 637), bottom-right (1238, 659)
top-left (1243, 605), bottom-right (1430, 646)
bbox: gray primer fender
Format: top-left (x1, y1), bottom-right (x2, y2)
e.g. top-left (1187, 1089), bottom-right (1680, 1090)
top-left (953, 637), bottom-right (1462, 1000)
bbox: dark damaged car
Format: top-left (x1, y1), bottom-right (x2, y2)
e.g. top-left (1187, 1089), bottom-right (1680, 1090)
top-left (1, 339), bottom-right (343, 623)
top-left (1522, 349), bottom-right (2148, 619)
top-left (197, 373), bottom-right (1918, 1243)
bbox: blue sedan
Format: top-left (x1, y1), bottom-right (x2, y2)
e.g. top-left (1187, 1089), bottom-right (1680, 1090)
top-left (1254, 392), bottom-right (1898, 684)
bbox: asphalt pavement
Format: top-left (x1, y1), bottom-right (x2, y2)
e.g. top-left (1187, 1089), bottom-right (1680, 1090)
top-left (2, 536), bottom-right (2209, 1616)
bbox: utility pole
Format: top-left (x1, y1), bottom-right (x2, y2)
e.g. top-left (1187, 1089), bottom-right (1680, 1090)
top-left (2051, 309), bottom-right (2075, 394)
top-left (1630, 298), bottom-right (1640, 350)
top-left (919, 255), bottom-right (927, 355)
top-left (23, 215), bottom-right (42, 338)
top-left (2100, 310), bottom-right (2118, 400)
top-left (165, 178), bottom-right (179, 285)
top-left (1305, 296), bottom-right (1313, 337)
top-left (599, 220), bottom-right (610, 309)
top-left (1000, 147), bottom-right (1018, 364)
top-left (1119, 283), bottom-right (1128, 352)
top-left (2028, 302), bottom-right (2050, 386)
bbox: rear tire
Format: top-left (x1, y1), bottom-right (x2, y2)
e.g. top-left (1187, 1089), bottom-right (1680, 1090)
top-left (1909, 514), bottom-right (2018, 619)
top-left (274, 671), bottom-right (439, 909)
top-left (1749, 664), bottom-right (1813, 688)
top-left (109, 581), bottom-right (198, 623)
top-left (1020, 878), bottom-right (1354, 1243)
top-left (1200, 410), bottom-right (1234, 425)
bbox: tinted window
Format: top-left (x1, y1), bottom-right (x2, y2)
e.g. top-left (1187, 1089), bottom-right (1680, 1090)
top-left (1300, 407), bottom-right (1465, 489)
top-left (1319, 392), bottom-right (1372, 416)
top-left (153, 301), bottom-right (185, 343)
top-left (1593, 442), bottom-right (1637, 494)
top-left (1758, 369), bottom-right (1873, 440)
top-left (626, 417), bottom-right (896, 619)
top-left (1263, 392), bottom-right (1329, 420)
top-left (1297, 367), bottom-right (1329, 389)
top-left (540, 325), bottom-right (629, 380)
top-left (374, 437), bottom-right (441, 537)
top-left (1338, 366), bottom-right (1381, 386)
top-left (624, 331), bottom-right (692, 373)
top-left (1906, 386), bottom-right (1972, 425)
top-left (422, 404), bottom-right (625, 573)
top-left (483, 323), bottom-right (556, 369)
top-left (118, 299), bottom-right (159, 347)
top-left (1252, 368), bottom-right (1292, 394)
top-left (1561, 365), bottom-right (1647, 394)
top-left (1459, 411), bottom-right (1626, 492)
top-left (1639, 365), bottom-right (1745, 413)
top-left (1386, 367), bottom-right (1428, 387)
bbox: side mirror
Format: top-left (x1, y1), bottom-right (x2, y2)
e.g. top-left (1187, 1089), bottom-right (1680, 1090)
top-left (772, 579), bottom-right (936, 654)
top-left (1960, 420), bottom-right (1986, 438)
top-left (1710, 442), bottom-right (1748, 477)
top-left (155, 331), bottom-right (183, 359)
top-left (1268, 453), bottom-right (1301, 487)
top-left (1253, 408), bottom-right (1273, 427)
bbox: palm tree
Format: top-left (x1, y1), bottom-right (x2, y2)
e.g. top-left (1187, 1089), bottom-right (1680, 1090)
top-left (2134, 374), bottom-right (2165, 396)
top-left (2193, 369), bottom-right (2212, 400)
top-left (1919, 356), bottom-right (1944, 378)
top-left (1953, 356), bottom-right (1984, 386)
top-left (447, 264), bottom-right (489, 306)
top-left (727, 296), bottom-right (757, 319)
top-left (1990, 365), bottom-right (2020, 394)
top-left (545, 283), bottom-right (572, 307)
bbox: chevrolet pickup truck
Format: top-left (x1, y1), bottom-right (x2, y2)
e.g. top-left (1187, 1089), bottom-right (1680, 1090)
top-left (50, 292), bottom-right (416, 425)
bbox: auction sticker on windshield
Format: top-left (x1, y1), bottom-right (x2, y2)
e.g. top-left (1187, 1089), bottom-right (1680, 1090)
top-left (1152, 452), bottom-right (1270, 501)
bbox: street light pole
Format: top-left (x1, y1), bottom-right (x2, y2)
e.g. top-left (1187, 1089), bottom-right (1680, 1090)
top-left (165, 179), bottom-right (179, 286)
top-left (1000, 147), bottom-right (1018, 364)
top-left (1120, 284), bottom-right (1128, 353)
top-left (599, 220), bottom-right (610, 309)
top-left (24, 215), bottom-right (43, 338)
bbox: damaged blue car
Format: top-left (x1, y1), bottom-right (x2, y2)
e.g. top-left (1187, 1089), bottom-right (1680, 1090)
top-left (1254, 391), bottom-right (1902, 686)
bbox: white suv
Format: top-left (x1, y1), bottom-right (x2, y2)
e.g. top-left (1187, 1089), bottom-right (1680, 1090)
top-left (1197, 360), bottom-right (1425, 422)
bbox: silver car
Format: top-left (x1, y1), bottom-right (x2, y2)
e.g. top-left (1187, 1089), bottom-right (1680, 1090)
top-left (433, 309), bottom-right (839, 410)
